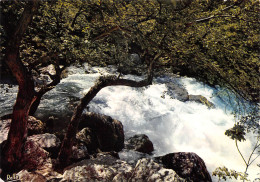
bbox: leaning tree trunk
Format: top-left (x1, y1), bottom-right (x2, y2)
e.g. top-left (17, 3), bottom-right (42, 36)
top-left (2, 72), bottom-right (36, 172)
top-left (1, 0), bottom-right (39, 174)
top-left (57, 54), bottom-right (159, 169)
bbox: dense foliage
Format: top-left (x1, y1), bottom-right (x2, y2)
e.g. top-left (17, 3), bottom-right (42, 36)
top-left (1, 0), bottom-right (259, 103)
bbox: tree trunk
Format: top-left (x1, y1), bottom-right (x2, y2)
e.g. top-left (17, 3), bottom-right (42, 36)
top-left (2, 78), bottom-right (35, 172)
top-left (1, 0), bottom-right (39, 174)
top-left (57, 54), bottom-right (159, 169)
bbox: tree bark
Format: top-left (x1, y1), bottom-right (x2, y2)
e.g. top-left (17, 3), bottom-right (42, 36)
top-left (57, 55), bottom-right (159, 169)
top-left (1, 0), bottom-right (39, 174)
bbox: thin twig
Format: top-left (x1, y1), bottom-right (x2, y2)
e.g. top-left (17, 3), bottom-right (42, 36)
top-left (235, 139), bottom-right (247, 166)
top-left (247, 140), bottom-right (260, 166)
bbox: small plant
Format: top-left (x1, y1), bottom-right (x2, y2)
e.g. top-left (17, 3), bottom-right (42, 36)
top-left (213, 166), bottom-right (248, 181)
top-left (214, 110), bottom-right (260, 182)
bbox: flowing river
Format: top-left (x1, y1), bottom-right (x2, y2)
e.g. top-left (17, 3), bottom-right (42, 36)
top-left (0, 64), bottom-right (259, 181)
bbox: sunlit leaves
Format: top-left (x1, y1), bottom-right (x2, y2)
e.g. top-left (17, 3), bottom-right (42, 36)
top-left (213, 167), bottom-right (249, 181)
top-left (1, 0), bottom-right (259, 103)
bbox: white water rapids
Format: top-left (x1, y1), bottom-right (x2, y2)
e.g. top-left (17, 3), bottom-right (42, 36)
top-left (0, 65), bottom-right (259, 181)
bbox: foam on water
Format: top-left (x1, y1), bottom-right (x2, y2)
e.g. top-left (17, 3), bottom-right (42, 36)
top-left (85, 72), bottom-right (259, 181)
top-left (0, 84), bottom-right (18, 116)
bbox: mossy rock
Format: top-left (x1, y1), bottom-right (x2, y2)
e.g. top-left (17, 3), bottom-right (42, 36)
top-left (188, 95), bottom-right (215, 109)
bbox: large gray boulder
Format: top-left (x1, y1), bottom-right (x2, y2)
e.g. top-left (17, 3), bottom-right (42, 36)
top-left (61, 153), bottom-right (133, 182)
top-left (156, 152), bottom-right (212, 182)
top-left (20, 140), bottom-right (51, 171)
top-left (17, 139), bottom-right (63, 181)
top-left (28, 133), bottom-right (61, 149)
top-left (27, 133), bottom-right (61, 158)
top-left (77, 112), bottom-right (124, 154)
top-left (127, 158), bottom-right (186, 182)
top-left (61, 153), bottom-right (185, 182)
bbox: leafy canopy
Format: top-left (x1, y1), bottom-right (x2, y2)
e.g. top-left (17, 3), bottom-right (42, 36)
top-left (1, 0), bottom-right (259, 103)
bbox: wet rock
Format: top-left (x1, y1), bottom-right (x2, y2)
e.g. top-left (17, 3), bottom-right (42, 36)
top-left (125, 134), bottom-right (154, 154)
top-left (0, 133), bottom-right (61, 180)
top-left (39, 64), bottom-right (56, 76)
top-left (117, 53), bottom-right (144, 76)
top-left (0, 113), bottom-right (12, 120)
top-left (128, 158), bottom-right (186, 182)
top-left (60, 69), bottom-right (69, 79)
top-left (76, 127), bottom-right (99, 154)
top-left (27, 116), bottom-right (45, 136)
top-left (166, 83), bottom-right (189, 101)
top-left (18, 140), bottom-right (62, 181)
top-left (66, 153), bottom-right (120, 168)
top-left (45, 116), bottom-right (55, 133)
top-left (77, 112), bottom-right (124, 153)
top-left (28, 133), bottom-right (60, 149)
top-left (17, 167), bottom-right (63, 182)
top-left (188, 95), bottom-right (215, 109)
top-left (71, 143), bottom-right (90, 161)
top-left (61, 153), bottom-right (185, 182)
top-left (156, 152), bottom-right (212, 182)
top-left (0, 116), bottom-right (45, 144)
top-left (119, 149), bottom-right (149, 166)
top-left (62, 153), bottom-right (133, 182)
top-left (21, 140), bottom-right (50, 171)
top-left (0, 119), bottom-right (10, 144)
top-left (27, 133), bottom-right (61, 158)
top-left (17, 170), bottom-right (46, 182)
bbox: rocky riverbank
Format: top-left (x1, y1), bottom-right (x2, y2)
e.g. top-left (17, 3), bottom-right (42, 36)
top-left (0, 113), bottom-right (212, 182)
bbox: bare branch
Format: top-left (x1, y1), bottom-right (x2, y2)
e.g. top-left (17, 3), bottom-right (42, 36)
top-left (92, 25), bottom-right (131, 42)
top-left (71, 6), bottom-right (83, 28)
top-left (248, 140), bottom-right (260, 166)
top-left (195, 0), bottom-right (245, 23)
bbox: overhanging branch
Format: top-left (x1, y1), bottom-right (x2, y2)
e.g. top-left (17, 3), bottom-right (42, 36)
top-left (57, 54), bottom-right (159, 168)
top-left (195, 0), bottom-right (245, 23)
top-left (92, 25), bottom-right (131, 42)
